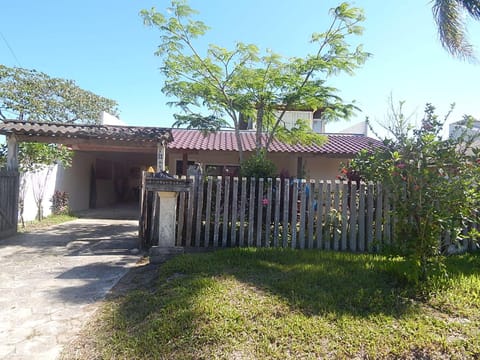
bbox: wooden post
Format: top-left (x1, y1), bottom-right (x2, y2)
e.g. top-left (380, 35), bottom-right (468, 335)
top-left (7, 135), bottom-right (19, 171)
top-left (182, 153), bottom-right (189, 175)
top-left (157, 142), bottom-right (166, 172)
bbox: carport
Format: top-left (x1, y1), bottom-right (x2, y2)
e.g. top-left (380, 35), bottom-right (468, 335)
top-left (0, 120), bottom-right (172, 228)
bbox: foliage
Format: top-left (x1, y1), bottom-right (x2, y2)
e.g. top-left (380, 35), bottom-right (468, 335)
top-left (0, 65), bottom-right (118, 123)
top-left (18, 213), bottom-right (77, 233)
top-left (240, 150), bottom-right (277, 179)
top-left (17, 142), bottom-right (73, 173)
top-left (350, 103), bottom-right (480, 292)
top-left (51, 191), bottom-right (69, 215)
top-left (67, 249), bottom-right (480, 359)
top-left (141, 1), bottom-right (369, 160)
top-left (432, 0), bottom-right (480, 61)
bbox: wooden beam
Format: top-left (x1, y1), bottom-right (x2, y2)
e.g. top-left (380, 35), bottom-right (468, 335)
top-left (13, 135), bottom-right (160, 148)
top-left (6, 135), bottom-right (19, 171)
top-left (71, 144), bottom-right (157, 153)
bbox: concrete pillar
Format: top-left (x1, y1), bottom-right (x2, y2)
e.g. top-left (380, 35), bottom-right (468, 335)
top-left (156, 191), bottom-right (177, 247)
top-left (149, 191), bottom-right (184, 263)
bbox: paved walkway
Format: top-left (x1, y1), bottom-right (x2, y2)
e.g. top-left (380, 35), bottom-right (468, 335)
top-left (0, 214), bottom-right (141, 360)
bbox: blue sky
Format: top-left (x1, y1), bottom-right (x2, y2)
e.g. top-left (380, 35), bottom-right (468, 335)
top-left (2, 0), bottom-right (480, 135)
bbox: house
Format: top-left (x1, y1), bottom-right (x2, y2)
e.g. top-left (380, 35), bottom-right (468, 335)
top-left (167, 128), bottom-right (381, 180)
top-left (0, 120), bottom-right (381, 221)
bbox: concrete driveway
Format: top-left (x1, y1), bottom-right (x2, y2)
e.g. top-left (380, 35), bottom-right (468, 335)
top-left (0, 211), bottom-right (141, 360)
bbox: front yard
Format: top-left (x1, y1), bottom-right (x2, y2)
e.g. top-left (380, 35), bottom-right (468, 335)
top-left (64, 249), bottom-right (480, 359)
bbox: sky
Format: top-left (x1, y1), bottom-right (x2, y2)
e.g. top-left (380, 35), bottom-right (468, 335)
top-left (2, 0), bottom-right (480, 136)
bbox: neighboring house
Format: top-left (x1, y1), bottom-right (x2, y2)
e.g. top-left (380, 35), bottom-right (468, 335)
top-left (450, 119), bottom-right (480, 148)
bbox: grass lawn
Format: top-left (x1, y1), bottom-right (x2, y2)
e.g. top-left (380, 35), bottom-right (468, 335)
top-left (18, 213), bottom-right (77, 232)
top-left (69, 249), bottom-right (480, 359)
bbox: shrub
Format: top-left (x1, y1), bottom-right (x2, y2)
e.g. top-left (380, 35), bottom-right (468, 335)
top-left (240, 149), bottom-right (277, 179)
top-left (51, 191), bottom-right (69, 215)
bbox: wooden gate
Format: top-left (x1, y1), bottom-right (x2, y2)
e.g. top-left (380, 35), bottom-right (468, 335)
top-left (0, 170), bottom-right (19, 239)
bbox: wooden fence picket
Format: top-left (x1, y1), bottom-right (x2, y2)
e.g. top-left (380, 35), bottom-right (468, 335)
top-left (341, 181), bottom-right (348, 251)
top-left (265, 178), bottom-right (273, 247)
top-left (349, 182), bottom-right (357, 251)
top-left (273, 178), bottom-right (281, 247)
top-left (222, 176), bottom-right (230, 247)
top-left (299, 180), bottom-right (307, 249)
top-left (213, 176), bottom-right (222, 248)
top-left (358, 182), bottom-right (366, 252)
top-left (204, 176), bottom-right (213, 247)
top-left (324, 181), bottom-right (331, 250)
top-left (239, 178), bottom-right (247, 247)
top-left (230, 177), bottom-right (239, 247)
top-left (282, 179), bottom-right (290, 248)
top-left (256, 178), bottom-right (264, 247)
top-left (315, 181), bottom-right (324, 249)
top-left (195, 176), bottom-right (204, 247)
top-left (248, 178), bottom-right (255, 247)
top-left (307, 180), bottom-right (315, 249)
top-left (291, 180), bottom-right (299, 249)
top-left (366, 182), bottom-right (374, 251)
top-left (375, 182), bottom-right (383, 250)
top-left (333, 181), bottom-right (340, 251)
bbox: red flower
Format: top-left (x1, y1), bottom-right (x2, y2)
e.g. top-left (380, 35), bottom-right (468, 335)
top-left (262, 198), bottom-right (269, 206)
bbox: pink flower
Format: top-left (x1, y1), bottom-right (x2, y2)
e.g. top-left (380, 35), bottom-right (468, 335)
top-left (262, 198), bottom-right (269, 206)
top-left (396, 163), bottom-right (406, 169)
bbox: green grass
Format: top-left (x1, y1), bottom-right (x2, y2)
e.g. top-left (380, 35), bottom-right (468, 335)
top-left (85, 249), bottom-right (480, 359)
top-left (18, 213), bottom-right (77, 232)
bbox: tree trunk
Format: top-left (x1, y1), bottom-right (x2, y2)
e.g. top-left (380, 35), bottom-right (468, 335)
top-left (255, 105), bottom-right (264, 156)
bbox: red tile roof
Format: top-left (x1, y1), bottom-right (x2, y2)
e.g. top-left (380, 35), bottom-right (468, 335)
top-left (169, 129), bottom-right (382, 156)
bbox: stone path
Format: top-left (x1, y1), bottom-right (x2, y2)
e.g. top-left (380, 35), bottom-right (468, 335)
top-left (0, 216), bottom-right (141, 360)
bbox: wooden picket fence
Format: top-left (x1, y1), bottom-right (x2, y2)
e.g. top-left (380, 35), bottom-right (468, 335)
top-left (0, 170), bottom-right (19, 239)
top-left (175, 176), bottom-right (370, 250)
top-left (170, 176), bottom-right (478, 253)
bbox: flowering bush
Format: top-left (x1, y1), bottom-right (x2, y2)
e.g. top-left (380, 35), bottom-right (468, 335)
top-left (51, 191), bottom-right (69, 215)
top-left (350, 104), bottom-right (480, 294)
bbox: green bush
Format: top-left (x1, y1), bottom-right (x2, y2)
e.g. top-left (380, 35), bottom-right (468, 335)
top-left (240, 149), bottom-right (277, 179)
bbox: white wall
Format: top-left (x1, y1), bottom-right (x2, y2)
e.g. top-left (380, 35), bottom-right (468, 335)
top-left (21, 166), bottom-right (59, 222)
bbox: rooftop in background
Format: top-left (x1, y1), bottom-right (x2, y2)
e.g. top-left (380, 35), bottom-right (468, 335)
top-left (169, 128), bottom-right (382, 156)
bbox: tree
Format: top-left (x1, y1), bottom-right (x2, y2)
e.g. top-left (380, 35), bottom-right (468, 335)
top-left (432, 0), bottom-right (480, 61)
top-left (350, 103), bottom-right (480, 294)
top-left (141, 1), bottom-right (369, 161)
top-left (0, 65), bottom-right (118, 123)
top-left (0, 65), bottom-right (119, 221)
